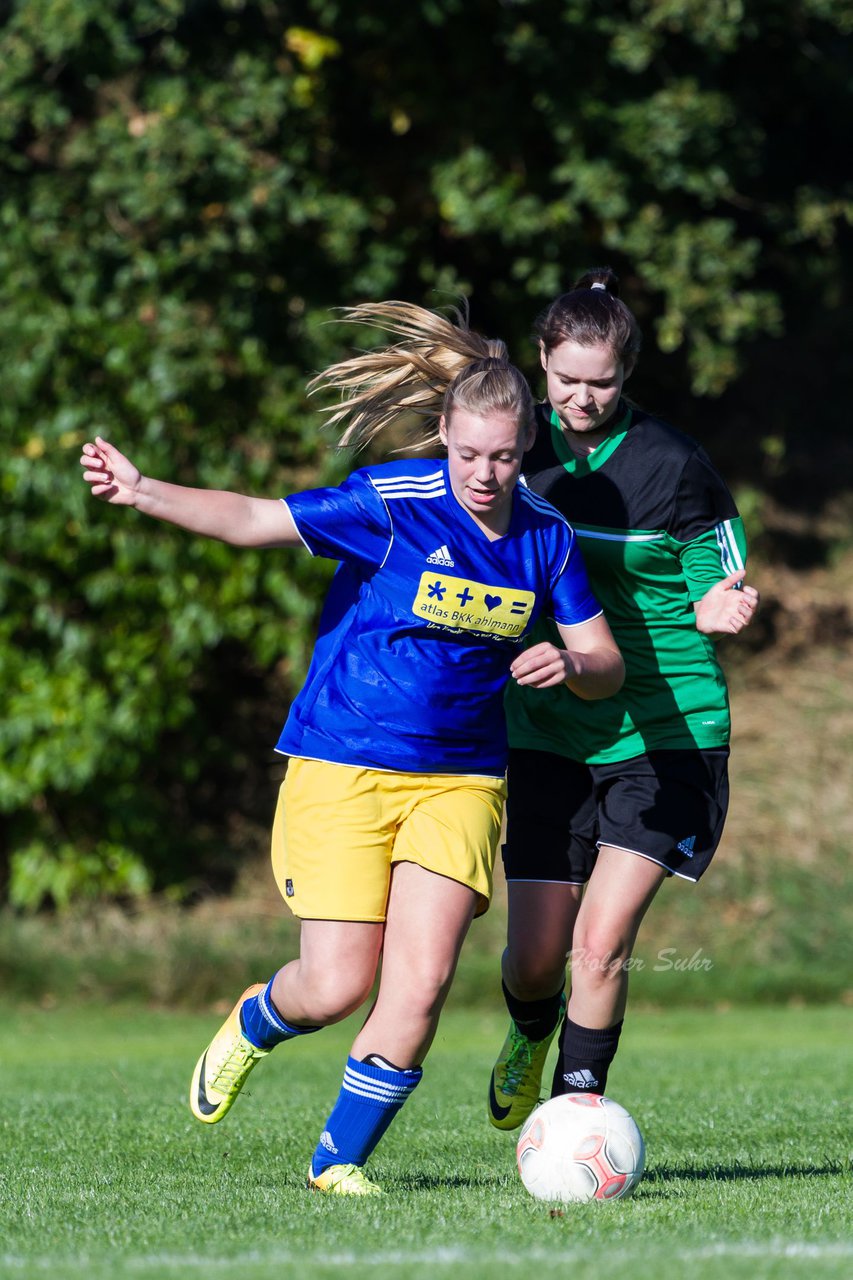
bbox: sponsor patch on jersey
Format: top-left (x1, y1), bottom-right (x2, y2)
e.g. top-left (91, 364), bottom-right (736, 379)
top-left (412, 572), bottom-right (535, 638)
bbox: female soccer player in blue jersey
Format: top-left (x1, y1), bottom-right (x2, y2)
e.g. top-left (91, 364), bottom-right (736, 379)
top-left (487, 269), bottom-right (760, 1132)
top-left (80, 301), bottom-right (624, 1196)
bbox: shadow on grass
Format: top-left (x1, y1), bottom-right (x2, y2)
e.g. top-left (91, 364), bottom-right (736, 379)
top-left (393, 1163), bottom-right (848, 1195)
top-left (643, 1161), bottom-right (847, 1185)
top-left (394, 1172), bottom-right (513, 1191)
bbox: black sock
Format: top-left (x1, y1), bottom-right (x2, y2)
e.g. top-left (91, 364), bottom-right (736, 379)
top-left (551, 1016), bottom-right (623, 1096)
top-left (363, 1053), bottom-right (415, 1072)
top-left (502, 980), bottom-right (565, 1042)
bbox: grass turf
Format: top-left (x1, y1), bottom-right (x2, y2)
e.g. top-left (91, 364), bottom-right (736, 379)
top-left (0, 1003), bottom-right (850, 1280)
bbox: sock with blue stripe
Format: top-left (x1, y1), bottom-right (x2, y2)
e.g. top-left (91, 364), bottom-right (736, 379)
top-left (239, 977), bottom-right (321, 1050)
top-left (310, 1054), bottom-right (423, 1177)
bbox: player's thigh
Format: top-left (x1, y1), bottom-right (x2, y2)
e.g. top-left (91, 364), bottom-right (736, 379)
top-left (573, 844), bottom-right (667, 961)
top-left (594, 749), bottom-right (730, 882)
top-left (271, 758), bottom-right (396, 922)
top-left (379, 859), bottom-right (478, 1000)
top-left (505, 879), bottom-right (583, 986)
top-left (504, 748), bottom-right (598, 886)
top-left (390, 772), bottom-right (506, 918)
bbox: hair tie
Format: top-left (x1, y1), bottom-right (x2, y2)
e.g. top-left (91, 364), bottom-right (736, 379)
top-left (590, 282), bottom-right (607, 291)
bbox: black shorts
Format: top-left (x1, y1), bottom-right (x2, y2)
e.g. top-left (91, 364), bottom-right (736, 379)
top-left (502, 747), bottom-right (730, 885)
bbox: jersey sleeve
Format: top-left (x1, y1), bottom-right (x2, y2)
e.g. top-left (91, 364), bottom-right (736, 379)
top-left (283, 468), bottom-right (392, 569)
top-left (548, 528), bottom-right (603, 627)
top-left (670, 449), bottom-right (748, 600)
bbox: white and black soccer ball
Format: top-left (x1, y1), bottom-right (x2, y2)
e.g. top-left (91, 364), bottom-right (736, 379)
top-left (516, 1093), bottom-right (645, 1203)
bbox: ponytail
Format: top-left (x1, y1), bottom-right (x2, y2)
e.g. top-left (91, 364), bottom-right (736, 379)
top-left (308, 301), bottom-right (532, 450)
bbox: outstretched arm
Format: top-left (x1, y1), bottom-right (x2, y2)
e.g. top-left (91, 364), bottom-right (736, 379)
top-left (510, 614), bottom-right (625, 699)
top-left (694, 569), bottom-right (760, 638)
top-left (79, 436), bottom-right (301, 548)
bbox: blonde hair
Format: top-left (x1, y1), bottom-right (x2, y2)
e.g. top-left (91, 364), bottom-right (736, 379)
top-left (307, 300), bottom-right (533, 450)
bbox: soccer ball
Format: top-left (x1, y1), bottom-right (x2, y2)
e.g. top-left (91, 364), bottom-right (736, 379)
top-left (516, 1093), bottom-right (645, 1203)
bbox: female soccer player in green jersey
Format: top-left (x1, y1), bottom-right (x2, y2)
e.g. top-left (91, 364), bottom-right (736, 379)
top-left (487, 268), bottom-right (760, 1131)
top-left (80, 301), bottom-right (624, 1196)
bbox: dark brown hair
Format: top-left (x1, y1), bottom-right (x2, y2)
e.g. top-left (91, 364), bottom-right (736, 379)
top-left (536, 267), bottom-right (642, 367)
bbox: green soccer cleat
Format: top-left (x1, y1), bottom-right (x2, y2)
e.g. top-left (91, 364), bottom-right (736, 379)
top-left (190, 983), bottom-right (270, 1124)
top-left (488, 995), bottom-right (567, 1131)
top-left (307, 1162), bottom-right (383, 1196)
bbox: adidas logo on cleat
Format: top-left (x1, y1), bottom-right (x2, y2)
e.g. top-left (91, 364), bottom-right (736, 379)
top-left (426, 544), bottom-right (455, 566)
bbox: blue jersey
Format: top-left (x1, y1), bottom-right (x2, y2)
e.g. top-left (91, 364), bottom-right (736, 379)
top-left (276, 459), bottom-right (601, 776)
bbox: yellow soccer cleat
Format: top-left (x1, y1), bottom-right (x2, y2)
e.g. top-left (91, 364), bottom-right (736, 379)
top-left (190, 984), bottom-right (269, 1124)
top-left (488, 995), bottom-right (566, 1131)
top-left (307, 1162), bottom-right (383, 1197)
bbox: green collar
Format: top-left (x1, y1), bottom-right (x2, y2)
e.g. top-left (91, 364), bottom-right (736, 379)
top-left (549, 404), bottom-right (632, 475)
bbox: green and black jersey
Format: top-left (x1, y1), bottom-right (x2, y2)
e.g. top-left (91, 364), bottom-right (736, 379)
top-left (505, 403), bottom-right (747, 764)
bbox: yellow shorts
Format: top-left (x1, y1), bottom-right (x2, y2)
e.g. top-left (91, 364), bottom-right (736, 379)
top-left (271, 758), bottom-right (507, 922)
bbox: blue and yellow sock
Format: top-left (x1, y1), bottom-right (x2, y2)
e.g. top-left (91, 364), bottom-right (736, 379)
top-left (240, 977), bottom-right (321, 1050)
top-left (310, 1055), bottom-right (423, 1177)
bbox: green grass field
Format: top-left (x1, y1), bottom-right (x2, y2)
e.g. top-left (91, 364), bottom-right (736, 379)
top-left (1, 1002), bottom-right (850, 1280)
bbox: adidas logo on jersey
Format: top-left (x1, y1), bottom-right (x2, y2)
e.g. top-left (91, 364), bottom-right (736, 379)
top-left (676, 835), bottom-right (697, 858)
top-left (426, 544), bottom-right (455, 566)
top-left (562, 1068), bottom-right (599, 1089)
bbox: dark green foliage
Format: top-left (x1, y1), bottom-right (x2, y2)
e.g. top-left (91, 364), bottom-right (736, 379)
top-left (2, 1), bottom-right (851, 904)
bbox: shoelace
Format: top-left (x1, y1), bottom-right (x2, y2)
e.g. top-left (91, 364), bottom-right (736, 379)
top-left (210, 1036), bottom-right (260, 1090)
top-left (501, 1028), bottom-right (536, 1095)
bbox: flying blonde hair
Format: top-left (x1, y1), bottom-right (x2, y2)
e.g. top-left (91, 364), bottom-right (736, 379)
top-left (307, 300), bottom-right (533, 451)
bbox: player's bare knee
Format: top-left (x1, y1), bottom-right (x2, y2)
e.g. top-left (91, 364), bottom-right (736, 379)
top-left (405, 961), bottom-right (457, 1013)
top-left (504, 948), bottom-right (566, 999)
top-left (385, 940), bottom-right (471, 1023)
top-left (569, 927), bottom-right (631, 986)
top-left (302, 969), bottom-right (376, 1024)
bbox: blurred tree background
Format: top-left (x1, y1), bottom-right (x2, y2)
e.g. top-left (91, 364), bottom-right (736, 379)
top-left (1, 0), bottom-right (851, 912)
